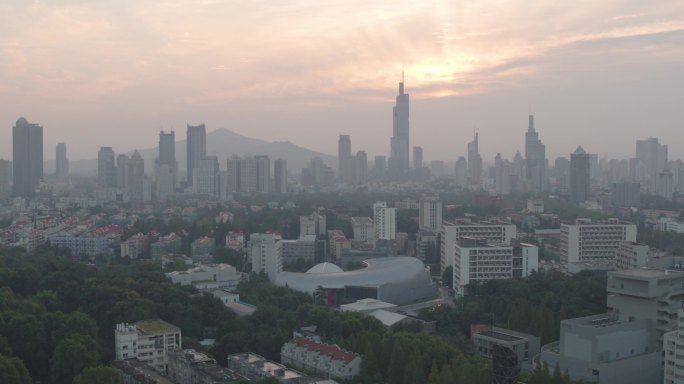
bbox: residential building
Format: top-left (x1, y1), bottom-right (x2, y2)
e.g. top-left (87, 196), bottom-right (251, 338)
top-left (615, 242), bottom-right (649, 270)
top-left (300, 212), bottom-right (326, 238)
top-left (255, 155), bottom-right (271, 193)
top-left (151, 233), bottom-right (183, 259)
top-left (186, 123), bottom-right (207, 187)
top-left (112, 359), bottom-right (175, 384)
top-left (115, 320), bottom-right (182, 372)
top-left (353, 150), bottom-right (368, 185)
top-left (413, 146), bottom-right (423, 170)
top-left (0, 159), bottom-right (11, 195)
top-left (471, 325), bottom-right (540, 369)
top-left (418, 195), bottom-right (442, 232)
top-left (526, 199), bottom-right (544, 213)
top-left (274, 159), bottom-right (287, 193)
top-left (663, 310), bottom-right (684, 384)
top-left (250, 233), bottom-right (282, 281)
top-left (128, 151), bottom-right (145, 202)
top-left (373, 201), bottom-right (396, 241)
top-left (121, 233), bottom-right (148, 258)
top-left (636, 137), bottom-right (668, 194)
top-left (191, 236), bottom-right (215, 256)
top-left (351, 217), bottom-right (375, 244)
top-left (155, 130), bottom-right (177, 200)
top-left (281, 337), bottom-right (362, 380)
top-left (166, 264), bottom-right (241, 291)
top-left (98, 147), bottom-right (117, 188)
top-left (611, 181), bottom-right (641, 207)
top-left (570, 146), bottom-right (591, 203)
top-left (49, 235), bottom-right (110, 256)
top-left (227, 353), bottom-right (307, 383)
top-left (12, 117), bottom-right (43, 196)
top-left (194, 157), bottom-right (219, 197)
top-left (440, 219), bottom-right (517, 273)
top-left (560, 218), bottom-right (637, 266)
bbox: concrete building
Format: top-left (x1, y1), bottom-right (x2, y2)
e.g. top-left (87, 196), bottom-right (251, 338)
top-left (525, 115), bottom-right (546, 193)
top-left (227, 353), bottom-right (308, 383)
top-left (352, 150), bottom-right (368, 185)
top-left (471, 325), bottom-right (540, 369)
top-left (526, 199), bottom-right (544, 213)
top-left (250, 233), bottom-right (282, 281)
top-left (166, 264), bottom-right (241, 291)
top-left (255, 155), bottom-right (271, 193)
top-left (615, 242), bottom-right (649, 270)
top-left (300, 212), bottom-right (326, 238)
top-left (338, 135), bottom-right (352, 184)
top-left (115, 320), bottom-right (182, 372)
top-left (113, 359), bottom-right (175, 384)
top-left (388, 75), bottom-right (410, 180)
top-left (606, 268), bottom-right (684, 345)
top-left (167, 348), bottom-right (243, 384)
top-left (0, 159), bottom-right (11, 195)
top-left (455, 156), bottom-right (468, 187)
top-left (373, 201), bottom-right (396, 241)
top-left (186, 123), bottom-right (206, 187)
top-left (453, 238), bottom-right (538, 296)
top-left (281, 235), bottom-right (317, 265)
top-left (12, 117), bottom-right (43, 196)
top-left (194, 157), bottom-right (219, 197)
top-left (468, 133), bottom-right (482, 188)
top-left (128, 151), bottom-right (145, 202)
top-left (418, 195), bottom-right (442, 232)
top-left (155, 130), bottom-right (177, 200)
top-left (611, 182), bottom-right (641, 208)
top-left (49, 235), bottom-right (109, 256)
top-left (351, 217), bottom-right (374, 244)
top-left (274, 159), bottom-right (287, 194)
top-left (191, 236), bottom-right (215, 256)
top-left (664, 310), bottom-right (684, 384)
top-left (281, 337), bottom-right (362, 380)
top-left (56, 142), bottom-right (69, 184)
top-left (636, 137), bottom-right (668, 194)
top-left (121, 233), bottom-right (148, 259)
top-left (570, 146), bottom-right (591, 203)
top-left (98, 146), bottom-right (117, 188)
top-left (440, 219), bottom-right (517, 273)
top-left (537, 313), bottom-right (661, 384)
top-left (560, 218), bottom-right (637, 267)
top-left (412, 146), bottom-right (423, 170)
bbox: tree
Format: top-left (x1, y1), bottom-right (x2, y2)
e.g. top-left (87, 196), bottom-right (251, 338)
top-left (73, 366), bottom-right (121, 384)
top-left (0, 354), bottom-right (31, 384)
top-left (442, 266), bottom-right (453, 288)
top-left (50, 334), bottom-right (100, 384)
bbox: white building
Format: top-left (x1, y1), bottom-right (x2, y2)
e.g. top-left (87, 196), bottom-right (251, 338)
top-left (419, 196), bottom-right (442, 232)
top-left (114, 320), bottom-right (182, 372)
top-left (166, 264), bottom-right (242, 291)
top-left (351, 217), bottom-right (375, 244)
top-left (281, 337), bottom-right (362, 380)
top-left (615, 242), bottom-right (649, 270)
top-left (281, 235), bottom-right (317, 264)
top-left (373, 201), bottom-right (396, 241)
top-left (300, 212), bottom-right (326, 238)
top-left (453, 238), bottom-right (538, 296)
top-left (440, 219), bottom-right (517, 273)
top-left (664, 310), bottom-right (684, 384)
top-left (560, 218), bottom-right (637, 266)
top-left (250, 233), bottom-right (282, 281)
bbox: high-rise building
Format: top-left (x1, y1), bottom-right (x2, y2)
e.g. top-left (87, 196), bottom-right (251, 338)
top-left (338, 135), bottom-right (352, 183)
top-left (117, 154), bottom-right (129, 190)
top-left (274, 159), bottom-right (287, 194)
top-left (128, 151), bottom-right (145, 201)
top-left (98, 147), bottom-right (116, 188)
top-left (255, 155), bottom-right (270, 193)
top-left (388, 74), bottom-right (410, 180)
top-left (657, 168), bottom-right (674, 200)
top-left (554, 157), bottom-right (570, 191)
top-left (372, 156), bottom-right (387, 181)
top-left (467, 133), bottom-right (482, 188)
top-left (440, 219), bottom-right (517, 273)
top-left (249, 233), bottom-right (282, 281)
top-left (238, 157), bottom-right (257, 193)
top-left (353, 150), bottom-right (367, 185)
top-left (570, 146), bottom-right (591, 203)
top-left (158, 130), bottom-right (176, 166)
top-left (373, 201), bottom-right (396, 241)
top-left (494, 153), bottom-right (512, 195)
top-left (636, 137), bottom-right (668, 193)
top-left (560, 218), bottom-right (637, 265)
top-left (413, 146), bottom-right (423, 170)
top-left (611, 182), bottom-right (641, 207)
top-left (155, 131), bottom-right (177, 200)
top-left (524, 115), bottom-right (546, 193)
top-left (194, 156), bottom-right (219, 197)
top-left (455, 157), bottom-right (468, 187)
top-left (186, 123), bottom-right (206, 187)
top-left (0, 159), bottom-right (11, 195)
top-left (12, 118), bottom-right (43, 196)
top-left (419, 196), bottom-right (442, 232)
top-left (55, 142), bottom-right (69, 184)
top-left (351, 217), bottom-right (375, 244)
top-left (300, 212), bottom-right (326, 238)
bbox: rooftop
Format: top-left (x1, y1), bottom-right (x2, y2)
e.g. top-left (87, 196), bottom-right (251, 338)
top-left (609, 268), bottom-right (684, 279)
top-left (290, 337), bottom-right (357, 363)
top-left (478, 331), bottom-right (523, 342)
top-left (135, 319), bottom-right (179, 334)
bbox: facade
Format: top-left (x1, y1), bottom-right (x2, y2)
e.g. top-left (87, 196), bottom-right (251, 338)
top-left (468, 133), bottom-right (482, 188)
top-left (388, 76), bottom-right (410, 180)
top-left (615, 242), bottom-right (649, 270)
top-left (49, 235), bottom-right (109, 256)
top-left (255, 155), bottom-right (271, 193)
top-left (274, 158), bottom-right (287, 193)
top-left (440, 219), bottom-right (517, 273)
top-left (12, 118), bottom-right (43, 196)
top-left (636, 137), bottom-right (668, 194)
top-left (353, 150), bottom-right (368, 185)
top-left (606, 268), bottom-right (684, 345)
top-left (186, 123), bottom-right (207, 187)
top-left (227, 353), bottom-right (309, 383)
top-left (281, 236), bottom-right (317, 264)
top-left (338, 135), bottom-right (352, 183)
top-left (115, 320), bottom-right (182, 372)
top-left (250, 233), bottom-right (282, 281)
top-left (537, 313), bottom-right (661, 384)
top-left (156, 130), bottom-right (177, 200)
top-left (56, 142), bottom-right (69, 184)
top-left (128, 151), bottom-right (145, 202)
top-left (191, 236), bottom-right (215, 256)
top-left (98, 146), bottom-right (117, 188)
top-left (413, 146), bottom-right (423, 170)
top-left (418, 195), bottom-right (442, 232)
top-left (570, 146), bottom-right (591, 203)
top-left (611, 182), bottom-right (641, 207)
top-left (194, 157), bottom-right (219, 197)
top-left (559, 218), bottom-right (637, 266)
top-left (525, 115), bottom-right (546, 193)
top-left (664, 310), bottom-right (684, 384)
top-left (166, 264), bottom-right (241, 291)
top-left (453, 238), bottom-right (538, 296)
top-left (373, 201), bottom-right (396, 241)
top-left (351, 217), bottom-right (375, 244)
top-left (0, 159), bottom-right (11, 195)
top-left (471, 325), bottom-right (540, 369)
top-left (167, 348), bottom-right (243, 384)
top-left (281, 337), bottom-right (361, 380)
top-left (300, 212), bottom-right (326, 238)
top-left (121, 234), bottom-right (148, 258)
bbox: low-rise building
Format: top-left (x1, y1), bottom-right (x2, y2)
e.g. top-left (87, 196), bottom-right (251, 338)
top-left (115, 320), bottom-right (182, 372)
top-left (152, 233), bottom-right (183, 259)
top-left (615, 242), bottom-right (649, 270)
top-left (121, 233), bottom-right (149, 258)
top-left (471, 325), bottom-right (540, 369)
top-left (281, 235), bottom-right (317, 264)
top-left (49, 235), bottom-right (109, 256)
top-left (281, 337), bottom-right (361, 381)
top-left (167, 348), bottom-right (243, 384)
top-left (560, 218), bottom-right (637, 268)
top-left (226, 353), bottom-right (307, 383)
top-left (191, 236), bottom-right (215, 256)
top-left (166, 264), bottom-right (241, 291)
top-left (664, 309), bottom-right (684, 384)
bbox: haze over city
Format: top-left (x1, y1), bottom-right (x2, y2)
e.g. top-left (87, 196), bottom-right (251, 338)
top-left (1, 0), bottom-right (684, 161)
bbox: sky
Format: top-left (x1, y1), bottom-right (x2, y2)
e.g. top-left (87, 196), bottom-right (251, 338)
top-left (1, 0), bottom-right (684, 163)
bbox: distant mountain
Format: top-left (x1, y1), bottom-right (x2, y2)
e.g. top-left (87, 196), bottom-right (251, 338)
top-left (46, 128), bottom-right (336, 176)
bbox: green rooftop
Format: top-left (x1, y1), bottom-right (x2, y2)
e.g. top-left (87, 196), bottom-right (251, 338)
top-left (135, 319), bottom-right (178, 334)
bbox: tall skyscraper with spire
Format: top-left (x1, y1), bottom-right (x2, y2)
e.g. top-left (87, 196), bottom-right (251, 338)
top-left (525, 115), bottom-right (546, 193)
top-left (388, 73), bottom-right (410, 180)
top-left (12, 118), bottom-right (43, 196)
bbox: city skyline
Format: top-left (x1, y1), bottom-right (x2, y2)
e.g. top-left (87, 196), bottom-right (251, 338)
top-left (1, 1), bottom-right (684, 162)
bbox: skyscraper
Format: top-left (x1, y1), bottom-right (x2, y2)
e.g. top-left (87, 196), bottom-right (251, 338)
top-left (372, 156), bottom-right (387, 181)
top-left (570, 146), bottom-right (591, 203)
top-left (413, 146), bottom-right (423, 170)
top-left (155, 130), bottom-right (177, 200)
top-left (56, 142), bottom-right (69, 184)
top-left (353, 150), bottom-right (368, 185)
top-left (635, 137), bottom-right (668, 193)
top-left (455, 157), bottom-right (468, 187)
top-left (12, 118), bottom-right (43, 196)
top-left (274, 159), bottom-right (287, 194)
top-left (186, 123), bottom-right (207, 187)
top-left (255, 155), bottom-right (271, 193)
top-left (117, 154), bottom-right (129, 190)
top-left (194, 156), bottom-right (219, 197)
top-left (338, 135), bottom-right (352, 183)
top-left (467, 133), bottom-right (482, 188)
top-left (0, 159), bottom-right (11, 195)
top-left (525, 115), bottom-right (546, 193)
top-left (128, 151), bottom-right (145, 201)
top-left (98, 147), bottom-right (116, 188)
top-left (389, 74), bottom-right (410, 180)
top-left (419, 195), bottom-right (442, 232)
top-left (373, 201), bottom-right (396, 241)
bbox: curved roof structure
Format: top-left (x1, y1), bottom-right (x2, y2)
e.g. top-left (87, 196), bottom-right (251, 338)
top-left (275, 257), bottom-right (436, 305)
top-left (306, 262), bottom-right (344, 274)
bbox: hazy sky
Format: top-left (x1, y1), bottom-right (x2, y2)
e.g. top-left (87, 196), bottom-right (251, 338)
top-left (1, 0), bottom-right (684, 163)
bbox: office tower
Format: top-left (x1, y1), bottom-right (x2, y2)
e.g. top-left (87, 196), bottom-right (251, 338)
top-left (155, 131), bottom-right (177, 200)
top-left (0, 159), bottom-right (11, 195)
top-left (570, 146), bottom-right (590, 203)
top-left (657, 168), bottom-right (674, 200)
top-left (455, 157), bottom-right (468, 187)
top-left (224, 156), bottom-right (240, 193)
top-left (274, 159), bottom-right (287, 194)
top-left (467, 133), bottom-right (482, 188)
top-left (338, 135), bottom-right (352, 183)
top-left (127, 151), bottom-right (145, 201)
top-left (55, 142), bottom-right (69, 184)
top-left (12, 118), bottom-right (43, 196)
top-left (155, 164), bottom-right (175, 201)
top-left (372, 156), bottom-right (386, 181)
top-left (255, 155), bottom-right (271, 193)
top-left (419, 196), bottom-right (442, 232)
top-left (494, 153), bottom-right (511, 195)
top-left (611, 182), bottom-right (641, 207)
top-left (413, 146), bottom-right (423, 170)
top-left (388, 74), bottom-right (410, 180)
top-left (238, 157), bottom-right (257, 193)
top-left (560, 218), bottom-right (637, 265)
top-left (353, 150), bottom-right (367, 185)
top-left (194, 156), bottom-right (219, 197)
top-left (116, 154), bottom-right (129, 190)
top-left (98, 147), bottom-right (116, 188)
top-left (373, 201), bottom-right (396, 241)
top-left (249, 233), bottom-right (282, 281)
top-left (554, 157), bottom-right (570, 191)
top-left (524, 115), bottom-right (546, 192)
top-left (186, 123), bottom-right (207, 186)
top-left (635, 137), bottom-right (668, 193)
top-left (440, 219), bottom-right (517, 273)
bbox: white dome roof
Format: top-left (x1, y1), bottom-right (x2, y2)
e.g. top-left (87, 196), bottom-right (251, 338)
top-left (306, 262), bottom-right (344, 274)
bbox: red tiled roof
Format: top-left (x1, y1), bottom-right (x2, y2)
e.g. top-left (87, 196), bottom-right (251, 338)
top-left (290, 337), bottom-right (356, 363)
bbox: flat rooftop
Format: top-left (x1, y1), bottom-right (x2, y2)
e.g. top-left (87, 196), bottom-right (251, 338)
top-left (478, 331), bottom-right (523, 342)
top-left (135, 319), bottom-right (179, 334)
top-left (610, 268), bottom-right (684, 279)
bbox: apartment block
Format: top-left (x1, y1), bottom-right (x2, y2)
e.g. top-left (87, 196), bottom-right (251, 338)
top-left (115, 320), bottom-right (182, 372)
top-left (280, 337), bottom-right (361, 381)
top-left (615, 242), bottom-right (649, 270)
top-left (560, 218), bottom-right (637, 267)
top-left (440, 218), bottom-right (517, 273)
